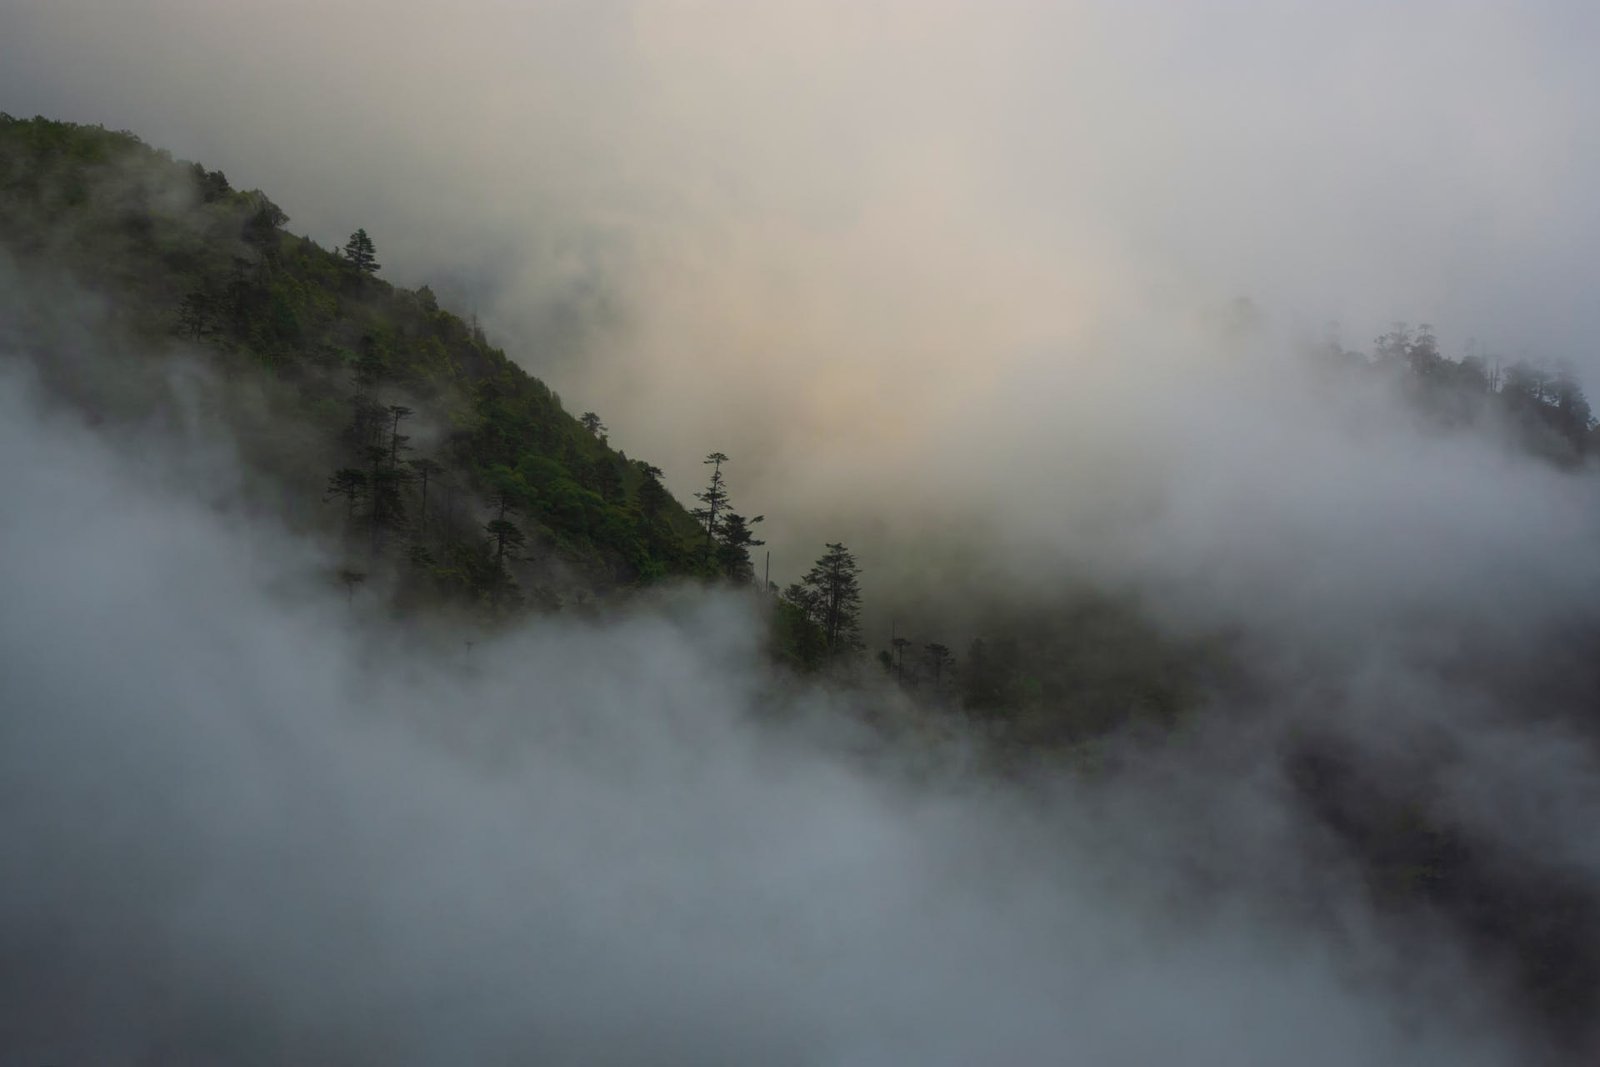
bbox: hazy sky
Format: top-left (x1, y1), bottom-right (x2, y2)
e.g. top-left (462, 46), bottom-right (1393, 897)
top-left (5, 0), bottom-right (1600, 587)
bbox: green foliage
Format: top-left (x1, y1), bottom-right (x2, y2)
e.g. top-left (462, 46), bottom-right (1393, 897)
top-left (0, 113), bottom-right (706, 610)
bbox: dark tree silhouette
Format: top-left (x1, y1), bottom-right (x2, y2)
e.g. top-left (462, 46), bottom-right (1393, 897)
top-left (191, 162), bottom-right (231, 202)
top-left (637, 463), bottom-right (669, 518)
top-left (343, 228), bottom-right (380, 274)
top-left (579, 411), bottom-right (607, 439)
top-left (716, 512), bottom-right (765, 582)
top-left (692, 451), bottom-right (731, 566)
top-left (790, 542), bottom-right (863, 656)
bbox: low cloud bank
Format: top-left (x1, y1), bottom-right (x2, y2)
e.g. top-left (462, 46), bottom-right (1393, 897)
top-left (0, 363), bottom-right (1547, 1064)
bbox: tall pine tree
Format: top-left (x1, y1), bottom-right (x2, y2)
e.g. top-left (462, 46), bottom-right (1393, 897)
top-left (343, 228), bottom-right (380, 274)
top-left (788, 542), bottom-right (863, 656)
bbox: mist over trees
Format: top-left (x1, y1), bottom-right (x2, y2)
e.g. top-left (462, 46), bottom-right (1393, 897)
top-left (1321, 321), bottom-right (1597, 461)
top-left (6, 111), bottom-right (1599, 739)
top-left (8, 110), bottom-right (1600, 1061)
top-left (0, 115), bottom-right (735, 611)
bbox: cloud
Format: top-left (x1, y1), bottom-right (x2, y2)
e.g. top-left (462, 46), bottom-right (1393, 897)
top-left (5, 1), bottom-right (1600, 589)
top-left (7, 9), bottom-right (1600, 1057)
top-left (0, 358), bottom-right (1543, 1063)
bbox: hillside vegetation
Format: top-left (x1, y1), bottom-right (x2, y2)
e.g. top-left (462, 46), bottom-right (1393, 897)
top-left (0, 114), bottom-right (709, 612)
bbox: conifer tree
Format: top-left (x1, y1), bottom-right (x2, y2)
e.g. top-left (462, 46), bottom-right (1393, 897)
top-left (692, 451), bottom-right (731, 566)
top-left (716, 512), bottom-right (765, 582)
top-left (790, 542), bottom-right (863, 656)
top-left (343, 228), bottom-right (380, 274)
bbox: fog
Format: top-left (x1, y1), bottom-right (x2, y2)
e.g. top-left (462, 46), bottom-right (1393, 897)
top-left (6, 3), bottom-right (1600, 1061)
top-left (5, 1), bottom-right (1600, 585)
top-left (0, 361), bottom-right (1541, 1064)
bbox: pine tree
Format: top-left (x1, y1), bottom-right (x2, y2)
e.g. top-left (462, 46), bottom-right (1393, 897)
top-left (716, 512), bottom-right (765, 582)
top-left (691, 451), bottom-right (731, 568)
top-left (343, 228), bottom-right (380, 274)
top-left (790, 542), bottom-right (863, 656)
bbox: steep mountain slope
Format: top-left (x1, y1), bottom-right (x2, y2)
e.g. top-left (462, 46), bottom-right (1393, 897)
top-left (0, 114), bottom-right (707, 610)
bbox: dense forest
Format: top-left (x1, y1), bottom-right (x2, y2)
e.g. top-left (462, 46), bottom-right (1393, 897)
top-left (0, 115), bottom-right (721, 605)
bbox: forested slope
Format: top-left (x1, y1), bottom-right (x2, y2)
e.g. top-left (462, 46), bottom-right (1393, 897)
top-left (0, 114), bottom-right (708, 611)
